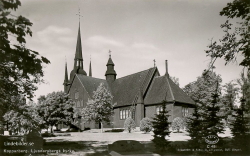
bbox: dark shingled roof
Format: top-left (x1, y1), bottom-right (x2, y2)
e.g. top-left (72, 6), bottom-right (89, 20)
top-left (76, 74), bottom-right (109, 98)
top-left (144, 75), bottom-right (195, 105)
top-left (110, 67), bottom-right (158, 107)
top-left (74, 67), bottom-right (194, 107)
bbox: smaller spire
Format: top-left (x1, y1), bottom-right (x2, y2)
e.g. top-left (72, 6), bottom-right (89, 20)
top-left (64, 59), bottom-right (69, 83)
top-left (89, 56), bottom-right (92, 77)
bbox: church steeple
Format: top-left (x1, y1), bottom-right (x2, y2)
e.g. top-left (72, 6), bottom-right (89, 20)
top-left (105, 50), bottom-right (117, 83)
top-left (70, 23), bottom-right (87, 81)
top-left (63, 61), bottom-right (69, 92)
top-left (89, 57), bottom-right (92, 77)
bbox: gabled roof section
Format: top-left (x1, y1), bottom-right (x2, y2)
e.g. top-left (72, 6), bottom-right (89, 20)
top-left (111, 67), bottom-right (158, 107)
top-left (76, 74), bottom-right (109, 98)
top-left (144, 75), bottom-right (195, 105)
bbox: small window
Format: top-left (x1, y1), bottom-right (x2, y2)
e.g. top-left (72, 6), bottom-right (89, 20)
top-left (182, 107), bottom-right (189, 117)
top-left (120, 108), bottom-right (130, 120)
top-left (156, 106), bottom-right (162, 115)
top-left (75, 92), bottom-right (79, 99)
top-left (120, 110), bottom-right (122, 119)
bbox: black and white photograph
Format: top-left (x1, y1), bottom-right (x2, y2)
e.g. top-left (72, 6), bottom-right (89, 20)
top-left (0, 0), bottom-right (249, 155)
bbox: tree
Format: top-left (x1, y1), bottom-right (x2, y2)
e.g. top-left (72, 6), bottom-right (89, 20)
top-left (183, 70), bottom-right (222, 104)
top-left (124, 117), bottom-right (136, 133)
top-left (231, 98), bottom-right (250, 154)
top-left (3, 96), bottom-right (42, 135)
top-left (221, 81), bottom-right (239, 124)
top-left (0, 0), bottom-right (50, 134)
top-left (171, 117), bottom-right (184, 133)
top-left (151, 101), bottom-right (171, 153)
top-left (140, 117), bottom-right (153, 133)
top-left (237, 71), bottom-right (250, 113)
top-left (80, 83), bottom-right (115, 132)
top-left (205, 0), bottom-right (250, 70)
top-left (186, 81), bottom-right (225, 154)
top-left (36, 91), bottom-right (74, 133)
top-left (170, 76), bottom-right (180, 86)
top-left (186, 105), bottom-right (205, 149)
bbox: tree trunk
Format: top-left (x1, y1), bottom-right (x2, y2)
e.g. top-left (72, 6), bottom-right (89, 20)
top-left (50, 126), bottom-right (53, 134)
top-left (101, 122), bottom-right (103, 133)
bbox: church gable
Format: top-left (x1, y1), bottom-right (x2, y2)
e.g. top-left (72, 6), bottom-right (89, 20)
top-left (68, 74), bottom-right (91, 112)
top-left (111, 67), bottom-right (159, 107)
top-left (144, 75), bottom-right (195, 105)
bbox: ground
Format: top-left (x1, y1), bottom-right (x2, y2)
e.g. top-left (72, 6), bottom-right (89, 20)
top-left (42, 128), bottom-right (232, 156)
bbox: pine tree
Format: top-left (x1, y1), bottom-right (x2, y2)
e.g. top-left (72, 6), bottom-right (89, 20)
top-left (231, 98), bottom-right (250, 154)
top-left (151, 100), bottom-right (171, 153)
top-left (186, 105), bottom-right (205, 149)
top-left (187, 81), bottom-right (225, 153)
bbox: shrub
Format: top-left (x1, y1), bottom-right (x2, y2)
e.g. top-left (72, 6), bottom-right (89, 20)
top-left (140, 117), bottom-right (153, 133)
top-left (172, 117), bottom-right (184, 133)
top-left (124, 117), bottom-right (136, 133)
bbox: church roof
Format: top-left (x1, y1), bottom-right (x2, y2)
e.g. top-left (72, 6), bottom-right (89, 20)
top-left (76, 74), bottom-right (109, 97)
top-left (73, 67), bottom-right (194, 107)
top-left (144, 75), bottom-right (195, 105)
top-left (111, 67), bottom-right (158, 107)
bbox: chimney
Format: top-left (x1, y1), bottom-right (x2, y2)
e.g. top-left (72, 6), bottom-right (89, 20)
top-left (165, 60), bottom-right (169, 76)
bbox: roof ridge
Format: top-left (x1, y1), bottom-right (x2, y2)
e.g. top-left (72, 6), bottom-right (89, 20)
top-left (116, 67), bottom-right (156, 80)
top-left (76, 74), bottom-right (105, 81)
top-left (165, 75), bottom-right (175, 101)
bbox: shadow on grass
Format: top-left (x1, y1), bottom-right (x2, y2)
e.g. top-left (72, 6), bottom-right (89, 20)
top-left (44, 140), bottom-right (110, 155)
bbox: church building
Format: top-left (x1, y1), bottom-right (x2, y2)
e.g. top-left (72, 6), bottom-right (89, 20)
top-left (63, 24), bottom-right (195, 130)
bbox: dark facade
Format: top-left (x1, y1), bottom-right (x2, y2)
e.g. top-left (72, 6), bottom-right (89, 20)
top-left (63, 24), bottom-right (195, 129)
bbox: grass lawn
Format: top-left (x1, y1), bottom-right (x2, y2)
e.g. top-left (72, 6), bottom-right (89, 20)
top-left (42, 128), bottom-right (233, 156)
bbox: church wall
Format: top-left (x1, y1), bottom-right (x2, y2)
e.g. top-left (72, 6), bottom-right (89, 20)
top-left (113, 106), bottom-right (130, 128)
top-left (68, 76), bottom-right (97, 130)
top-left (145, 103), bottom-right (173, 120)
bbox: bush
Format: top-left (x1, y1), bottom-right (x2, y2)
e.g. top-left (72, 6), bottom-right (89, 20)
top-left (140, 117), bottom-right (153, 133)
top-left (124, 117), bottom-right (136, 133)
top-left (172, 117), bottom-right (184, 133)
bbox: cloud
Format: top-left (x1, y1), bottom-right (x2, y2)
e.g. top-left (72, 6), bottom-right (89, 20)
top-left (131, 43), bottom-right (158, 50)
top-left (85, 36), bottom-right (124, 48)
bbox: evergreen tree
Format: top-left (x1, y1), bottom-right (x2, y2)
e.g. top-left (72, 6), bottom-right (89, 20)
top-left (187, 81), bottom-right (225, 154)
top-left (151, 100), bottom-right (171, 153)
top-left (231, 98), bottom-right (250, 154)
top-left (186, 105), bottom-right (205, 149)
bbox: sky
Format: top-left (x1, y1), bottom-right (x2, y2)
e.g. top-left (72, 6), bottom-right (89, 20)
top-left (13, 0), bottom-right (243, 102)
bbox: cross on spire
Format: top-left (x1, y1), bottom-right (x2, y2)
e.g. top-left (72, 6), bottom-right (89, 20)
top-left (153, 59), bottom-right (156, 67)
top-left (109, 50), bottom-right (111, 58)
top-left (76, 7), bottom-right (83, 21)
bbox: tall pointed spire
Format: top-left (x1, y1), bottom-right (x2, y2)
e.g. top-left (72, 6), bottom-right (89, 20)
top-left (89, 56), bottom-right (92, 77)
top-left (63, 61), bottom-right (69, 93)
top-left (75, 22), bottom-right (83, 60)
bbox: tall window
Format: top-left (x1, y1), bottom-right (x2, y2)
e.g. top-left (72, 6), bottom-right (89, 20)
top-left (120, 108), bottom-right (130, 119)
top-left (156, 106), bottom-right (163, 115)
top-left (75, 92), bottom-right (79, 99)
top-left (182, 107), bottom-right (189, 117)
